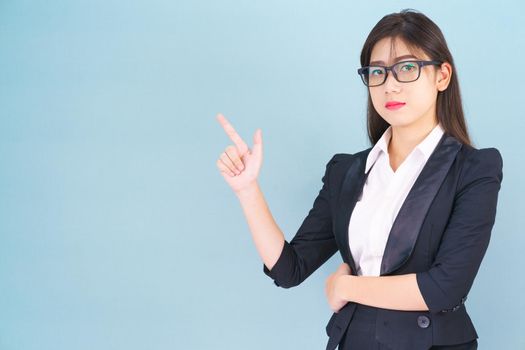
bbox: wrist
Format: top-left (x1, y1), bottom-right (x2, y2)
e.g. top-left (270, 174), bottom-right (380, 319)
top-left (235, 182), bottom-right (260, 200)
top-left (335, 275), bottom-right (353, 302)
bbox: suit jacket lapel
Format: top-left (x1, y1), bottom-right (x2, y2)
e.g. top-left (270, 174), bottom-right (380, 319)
top-left (380, 134), bottom-right (462, 275)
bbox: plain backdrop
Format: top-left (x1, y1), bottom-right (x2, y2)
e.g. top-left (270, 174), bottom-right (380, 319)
top-left (1, 1), bottom-right (524, 349)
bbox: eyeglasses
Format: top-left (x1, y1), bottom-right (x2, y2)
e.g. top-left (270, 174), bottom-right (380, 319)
top-left (357, 60), bottom-right (442, 87)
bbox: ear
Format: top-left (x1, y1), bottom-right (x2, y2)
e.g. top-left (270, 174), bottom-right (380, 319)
top-left (436, 62), bottom-right (452, 92)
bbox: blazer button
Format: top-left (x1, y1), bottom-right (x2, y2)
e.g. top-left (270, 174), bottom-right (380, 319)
top-left (417, 315), bottom-right (431, 329)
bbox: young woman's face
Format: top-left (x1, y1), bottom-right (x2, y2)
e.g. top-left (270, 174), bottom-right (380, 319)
top-left (368, 37), bottom-right (441, 129)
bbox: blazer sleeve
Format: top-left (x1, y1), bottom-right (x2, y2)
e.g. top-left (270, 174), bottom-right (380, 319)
top-left (262, 154), bottom-right (343, 288)
top-left (416, 147), bottom-right (503, 313)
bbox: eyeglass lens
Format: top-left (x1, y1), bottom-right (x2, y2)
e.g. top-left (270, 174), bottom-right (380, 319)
top-left (364, 61), bottom-right (420, 86)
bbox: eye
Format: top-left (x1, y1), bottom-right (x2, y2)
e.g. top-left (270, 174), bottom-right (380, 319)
top-left (370, 68), bottom-right (384, 76)
top-left (400, 63), bottom-right (417, 72)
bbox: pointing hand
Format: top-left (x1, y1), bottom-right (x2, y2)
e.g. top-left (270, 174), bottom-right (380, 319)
top-left (216, 113), bottom-right (263, 194)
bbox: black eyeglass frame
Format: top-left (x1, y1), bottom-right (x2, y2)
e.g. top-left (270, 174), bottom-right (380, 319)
top-left (357, 60), bottom-right (443, 87)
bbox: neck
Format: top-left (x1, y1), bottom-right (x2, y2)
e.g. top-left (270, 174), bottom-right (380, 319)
top-left (388, 118), bottom-right (438, 161)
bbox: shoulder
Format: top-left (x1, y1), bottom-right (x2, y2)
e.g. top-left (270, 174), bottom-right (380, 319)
top-left (321, 149), bottom-right (372, 187)
top-left (325, 148), bottom-right (373, 169)
top-left (456, 144), bottom-right (503, 188)
top-left (458, 144), bottom-right (502, 167)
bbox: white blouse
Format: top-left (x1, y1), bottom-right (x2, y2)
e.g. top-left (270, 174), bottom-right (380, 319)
top-left (348, 123), bottom-right (445, 276)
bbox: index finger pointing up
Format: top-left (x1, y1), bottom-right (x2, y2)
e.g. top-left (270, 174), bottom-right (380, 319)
top-left (216, 113), bottom-right (249, 155)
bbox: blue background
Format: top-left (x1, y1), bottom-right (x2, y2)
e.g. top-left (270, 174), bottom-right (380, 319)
top-left (1, 1), bottom-right (524, 349)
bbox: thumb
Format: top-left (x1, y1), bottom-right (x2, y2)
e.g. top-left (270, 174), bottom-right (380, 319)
top-left (251, 129), bottom-right (263, 157)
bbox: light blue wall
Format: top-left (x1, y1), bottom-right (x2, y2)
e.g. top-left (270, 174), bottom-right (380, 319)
top-left (1, 1), bottom-right (523, 349)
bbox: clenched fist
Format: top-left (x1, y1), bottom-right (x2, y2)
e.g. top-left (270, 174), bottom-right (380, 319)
top-left (325, 263), bottom-right (352, 313)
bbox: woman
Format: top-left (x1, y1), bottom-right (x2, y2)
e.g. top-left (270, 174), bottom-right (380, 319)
top-left (215, 9), bottom-right (503, 350)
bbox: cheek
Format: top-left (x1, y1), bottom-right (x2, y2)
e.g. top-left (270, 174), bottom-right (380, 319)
top-left (411, 86), bottom-right (438, 109)
top-left (413, 75), bottom-right (439, 103)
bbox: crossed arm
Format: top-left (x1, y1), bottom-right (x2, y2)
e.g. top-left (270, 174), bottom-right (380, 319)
top-left (327, 269), bottom-right (428, 312)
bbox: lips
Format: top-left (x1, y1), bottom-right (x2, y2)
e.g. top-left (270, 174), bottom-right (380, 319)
top-left (385, 101), bottom-right (406, 110)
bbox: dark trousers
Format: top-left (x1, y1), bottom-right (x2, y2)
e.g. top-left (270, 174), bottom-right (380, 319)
top-left (338, 304), bottom-right (478, 350)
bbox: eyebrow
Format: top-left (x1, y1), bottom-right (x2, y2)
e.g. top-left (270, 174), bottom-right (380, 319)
top-left (369, 55), bottom-right (418, 66)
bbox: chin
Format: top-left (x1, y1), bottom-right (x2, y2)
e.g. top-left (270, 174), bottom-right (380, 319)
top-left (380, 115), bottom-right (411, 127)
top-left (381, 113), bottom-right (419, 127)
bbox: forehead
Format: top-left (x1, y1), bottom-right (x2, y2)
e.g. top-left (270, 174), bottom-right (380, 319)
top-left (370, 37), bottom-right (428, 65)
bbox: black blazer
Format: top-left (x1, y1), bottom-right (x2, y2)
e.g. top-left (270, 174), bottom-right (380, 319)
top-left (263, 133), bottom-right (503, 350)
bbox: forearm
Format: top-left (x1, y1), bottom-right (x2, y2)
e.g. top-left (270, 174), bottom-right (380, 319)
top-left (235, 182), bottom-right (285, 271)
top-left (337, 274), bottom-right (429, 311)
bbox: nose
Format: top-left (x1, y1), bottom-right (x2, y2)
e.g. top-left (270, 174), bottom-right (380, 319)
top-left (383, 70), bottom-right (401, 94)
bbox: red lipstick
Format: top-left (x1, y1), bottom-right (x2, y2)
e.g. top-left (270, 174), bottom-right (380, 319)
top-left (385, 101), bottom-right (406, 110)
